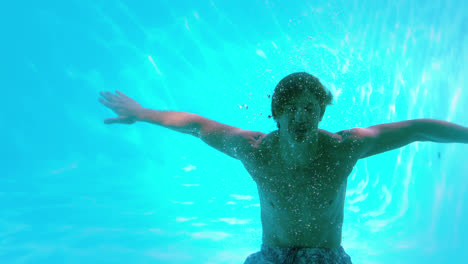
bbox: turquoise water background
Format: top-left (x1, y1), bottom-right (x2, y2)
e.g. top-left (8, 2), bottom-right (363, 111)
top-left (1, 0), bottom-right (467, 263)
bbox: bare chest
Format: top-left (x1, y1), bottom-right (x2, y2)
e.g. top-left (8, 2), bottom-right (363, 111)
top-left (239, 131), bottom-right (358, 247)
top-left (245, 152), bottom-right (355, 210)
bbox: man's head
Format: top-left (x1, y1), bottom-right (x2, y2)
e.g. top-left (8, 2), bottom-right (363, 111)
top-left (271, 72), bottom-right (333, 139)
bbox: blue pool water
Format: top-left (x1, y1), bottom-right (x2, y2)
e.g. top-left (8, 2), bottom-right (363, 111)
top-left (1, 0), bottom-right (467, 263)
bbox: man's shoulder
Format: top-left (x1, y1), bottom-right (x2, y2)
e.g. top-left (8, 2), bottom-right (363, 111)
top-left (243, 128), bottom-right (361, 158)
top-left (240, 130), bottom-right (278, 164)
top-left (263, 130), bottom-right (279, 143)
top-left (319, 128), bottom-right (364, 157)
top-left (332, 128), bottom-right (376, 160)
top-left (319, 128), bottom-right (341, 139)
top-left (334, 127), bottom-right (374, 138)
top-left (317, 129), bottom-right (344, 148)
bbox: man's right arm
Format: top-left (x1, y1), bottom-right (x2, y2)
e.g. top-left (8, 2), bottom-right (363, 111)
top-left (99, 90), bottom-right (265, 160)
top-left (136, 108), bottom-right (204, 136)
top-left (137, 108), bottom-right (266, 160)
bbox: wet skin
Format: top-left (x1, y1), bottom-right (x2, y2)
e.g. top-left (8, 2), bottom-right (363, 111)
top-left (241, 90), bottom-right (358, 248)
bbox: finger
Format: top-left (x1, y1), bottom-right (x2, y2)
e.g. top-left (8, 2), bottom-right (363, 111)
top-left (99, 91), bottom-right (111, 101)
top-left (100, 91), bottom-right (119, 102)
top-left (99, 98), bottom-right (117, 108)
top-left (104, 117), bottom-right (125, 124)
top-left (116, 90), bottom-right (131, 100)
top-left (104, 116), bottom-right (130, 124)
top-left (104, 118), bottom-right (118, 124)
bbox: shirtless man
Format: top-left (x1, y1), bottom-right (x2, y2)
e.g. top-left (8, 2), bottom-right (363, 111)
top-left (99, 72), bottom-right (468, 263)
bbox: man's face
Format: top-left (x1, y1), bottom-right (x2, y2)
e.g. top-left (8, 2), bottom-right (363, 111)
top-left (277, 90), bottom-right (322, 142)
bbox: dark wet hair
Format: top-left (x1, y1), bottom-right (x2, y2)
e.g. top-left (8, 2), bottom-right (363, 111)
top-left (271, 72), bottom-right (333, 124)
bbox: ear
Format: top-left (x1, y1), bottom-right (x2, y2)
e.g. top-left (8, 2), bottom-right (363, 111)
top-left (319, 105), bottom-right (326, 121)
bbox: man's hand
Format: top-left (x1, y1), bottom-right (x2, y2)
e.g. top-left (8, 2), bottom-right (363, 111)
top-left (99, 90), bottom-right (143, 124)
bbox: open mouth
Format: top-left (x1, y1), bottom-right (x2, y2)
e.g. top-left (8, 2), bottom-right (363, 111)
top-left (295, 123), bottom-right (307, 130)
top-left (294, 127), bottom-right (308, 133)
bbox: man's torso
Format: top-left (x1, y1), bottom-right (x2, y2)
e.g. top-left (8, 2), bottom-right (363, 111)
top-left (241, 129), bottom-right (358, 248)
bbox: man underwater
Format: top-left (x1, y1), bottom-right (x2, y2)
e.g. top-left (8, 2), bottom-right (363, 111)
top-left (99, 72), bottom-right (468, 263)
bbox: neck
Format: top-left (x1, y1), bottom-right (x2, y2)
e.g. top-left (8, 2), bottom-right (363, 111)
top-left (280, 129), bottom-right (319, 146)
top-left (279, 130), bottom-right (320, 165)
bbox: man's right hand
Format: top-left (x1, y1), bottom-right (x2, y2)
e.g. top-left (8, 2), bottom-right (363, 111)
top-left (99, 90), bottom-right (143, 124)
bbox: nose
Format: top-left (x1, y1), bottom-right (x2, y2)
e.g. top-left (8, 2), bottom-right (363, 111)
top-left (292, 112), bottom-right (319, 127)
top-left (294, 110), bottom-right (312, 122)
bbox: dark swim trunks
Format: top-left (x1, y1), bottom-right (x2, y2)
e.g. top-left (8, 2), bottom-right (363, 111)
top-left (244, 244), bottom-right (352, 264)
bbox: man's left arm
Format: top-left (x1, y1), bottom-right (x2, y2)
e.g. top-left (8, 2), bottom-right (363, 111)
top-left (414, 119), bottom-right (468, 143)
top-left (339, 119), bottom-right (468, 160)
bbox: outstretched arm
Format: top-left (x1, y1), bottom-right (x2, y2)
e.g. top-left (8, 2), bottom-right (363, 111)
top-left (99, 90), bottom-right (207, 135)
top-left (338, 119), bottom-right (468, 159)
top-left (413, 119), bottom-right (468, 143)
top-left (99, 90), bottom-right (265, 160)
